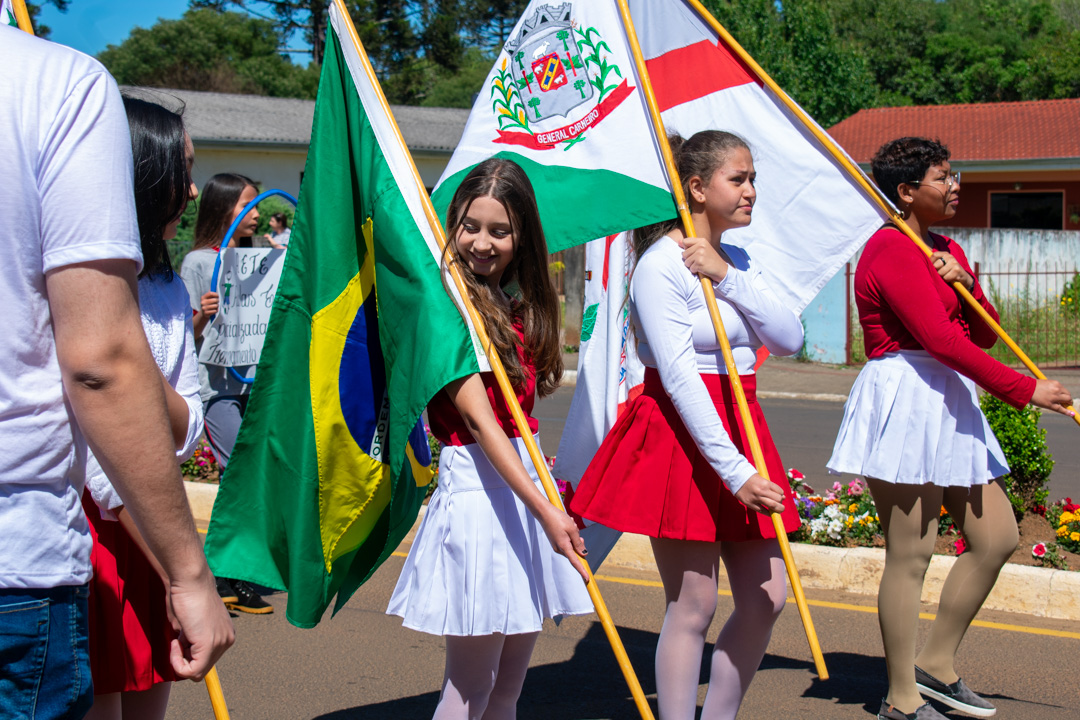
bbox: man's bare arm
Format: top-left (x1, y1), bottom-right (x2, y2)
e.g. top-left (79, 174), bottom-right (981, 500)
top-left (47, 259), bottom-right (233, 679)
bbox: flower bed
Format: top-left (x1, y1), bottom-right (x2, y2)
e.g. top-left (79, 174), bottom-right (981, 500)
top-left (786, 468), bottom-right (1079, 570)
top-left (181, 438), bottom-right (219, 483)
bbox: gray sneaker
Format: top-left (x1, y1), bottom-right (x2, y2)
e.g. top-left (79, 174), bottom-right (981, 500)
top-left (877, 700), bottom-right (950, 720)
top-left (915, 666), bottom-right (997, 717)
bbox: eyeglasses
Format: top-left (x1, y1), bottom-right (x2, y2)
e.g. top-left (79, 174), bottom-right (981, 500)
top-left (910, 172), bottom-right (961, 191)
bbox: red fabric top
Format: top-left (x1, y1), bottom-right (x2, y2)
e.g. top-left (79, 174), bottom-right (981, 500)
top-left (427, 322), bottom-right (539, 446)
top-left (855, 227), bottom-right (1036, 408)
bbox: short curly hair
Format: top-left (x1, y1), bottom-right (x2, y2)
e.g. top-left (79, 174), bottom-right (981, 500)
top-left (871, 137), bottom-right (950, 205)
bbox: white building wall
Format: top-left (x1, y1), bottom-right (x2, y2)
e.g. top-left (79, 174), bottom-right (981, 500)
top-left (192, 145), bottom-right (308, 198)
top-left (191, 144), bottom-right (452, 198)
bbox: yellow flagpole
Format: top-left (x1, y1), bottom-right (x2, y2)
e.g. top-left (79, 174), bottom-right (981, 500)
top-left (204, 667), bottom-right (231, 720)
top-left (12, 0), bottom-right (34, 34)
top-left (684, 0), bottom-right (1080, 429)
top-left (615, 0), bottom-right (828, 680)
top-left (330, 1), bottom-right (655, 716)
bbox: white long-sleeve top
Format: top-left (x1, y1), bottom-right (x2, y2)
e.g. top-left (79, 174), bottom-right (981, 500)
top-left (85, 273), bottom-right (204, 518)
top-left (631, 237), bottom-right (804, 496)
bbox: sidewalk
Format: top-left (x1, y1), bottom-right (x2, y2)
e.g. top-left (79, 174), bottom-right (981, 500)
top-left (566, 352), bottom-right (1080, 402)
top-left (187, 481), bottom-right (1080, 622)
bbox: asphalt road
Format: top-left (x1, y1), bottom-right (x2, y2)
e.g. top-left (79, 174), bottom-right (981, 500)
top-left (535, 388), bottom-right (1080, 502)
top-left (165, 554), bottom-right (1079, 719)
top-left (163, 386), bottom-right (1080, 719)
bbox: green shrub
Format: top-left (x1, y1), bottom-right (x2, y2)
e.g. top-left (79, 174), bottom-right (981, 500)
top-left (980, 393), bottom-right (1054, 518)
top-left (1059, 272), bottom-right (1080, 317)
top-left (253, 192), bottom-right (296, 237)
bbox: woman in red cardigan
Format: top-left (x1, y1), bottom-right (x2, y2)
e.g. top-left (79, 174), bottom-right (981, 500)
top-left (829, 137), bottom-right (1073, 720)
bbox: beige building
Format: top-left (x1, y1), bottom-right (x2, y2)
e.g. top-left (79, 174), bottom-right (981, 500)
top-left (126, 87), bottom-right (470, 196)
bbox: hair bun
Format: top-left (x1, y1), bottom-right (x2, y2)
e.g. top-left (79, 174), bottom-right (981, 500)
top-left (667, 133), bottom-right (685, 158)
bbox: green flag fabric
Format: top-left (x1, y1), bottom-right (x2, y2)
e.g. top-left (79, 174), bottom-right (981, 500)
top-left (203, 2), bottom-right (486, 628)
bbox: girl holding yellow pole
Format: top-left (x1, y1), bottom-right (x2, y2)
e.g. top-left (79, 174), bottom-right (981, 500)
top-left (572, 131), bottom-right (803, 720)
top-left (388, 158), bottom-right (592, 719)
top-left (829, 137), bottom-right (1073, 720)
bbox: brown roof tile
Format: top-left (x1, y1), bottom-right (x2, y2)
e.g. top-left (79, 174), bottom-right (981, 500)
top-left (828, 98), bottom-right (1080, 163)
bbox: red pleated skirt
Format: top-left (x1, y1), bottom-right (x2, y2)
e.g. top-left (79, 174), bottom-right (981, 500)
top-left (82, 491), bottom-right (177, 694)
top-left (570, 368), bottom-right (800, 542)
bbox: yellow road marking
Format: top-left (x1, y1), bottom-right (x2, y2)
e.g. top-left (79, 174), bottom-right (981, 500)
top-left (592, 572), bottom-right (1080, 641)
top-left (227, 550), bottom-right (1077, 641)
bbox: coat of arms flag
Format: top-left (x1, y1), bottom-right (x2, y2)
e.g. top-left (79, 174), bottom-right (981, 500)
top-left (432, 1), bottom-right (678, 251)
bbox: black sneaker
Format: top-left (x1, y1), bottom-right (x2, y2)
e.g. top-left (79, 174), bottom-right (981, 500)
top-left (227, 580), bottom-right (273, 614)
top-left (215, 577), bottom-right (238, 605)
top-left (916, 666), bottom-right (997, 717)
top-left (878, 700), bottom-right (949, 720)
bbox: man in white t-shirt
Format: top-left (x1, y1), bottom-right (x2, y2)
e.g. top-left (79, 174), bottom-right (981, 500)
top-left (0, 26), bottom-right (233, 718)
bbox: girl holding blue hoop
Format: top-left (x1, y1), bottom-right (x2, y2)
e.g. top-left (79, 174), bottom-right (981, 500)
top-left (179, 172), bottom-right (272, 615)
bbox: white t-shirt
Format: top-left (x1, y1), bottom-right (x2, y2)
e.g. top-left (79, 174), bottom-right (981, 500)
top-left (85, 274), bottom-right (204, 518)
top-left (630, 237), bottom-right (803, 496)
top-left (0, 27), bottom-right (142, 589)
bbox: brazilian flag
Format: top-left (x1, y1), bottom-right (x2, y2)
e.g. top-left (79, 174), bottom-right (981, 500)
top-left (204, 3), bottom-right (485, 628)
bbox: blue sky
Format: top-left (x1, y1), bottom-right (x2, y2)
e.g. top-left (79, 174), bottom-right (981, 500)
top-left (38, 0), bottom-right (310, 62)
top-left (39, 0), bottom-right (190, 56)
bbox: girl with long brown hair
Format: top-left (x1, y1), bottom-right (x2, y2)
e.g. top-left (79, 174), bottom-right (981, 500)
top-left (388, 157), bottom-right (591, 719)
top-left (179, 172), bottom-right (273, 614)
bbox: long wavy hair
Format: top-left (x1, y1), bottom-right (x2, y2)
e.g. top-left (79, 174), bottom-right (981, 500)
top-left (122, 96), bottom-right (189, 280)
top-left (192, 172), bottom-right (257, 251)
top-left (444, 158), bottom-right (563, 397)
top-left (632, 130), bottom-right (751, 258)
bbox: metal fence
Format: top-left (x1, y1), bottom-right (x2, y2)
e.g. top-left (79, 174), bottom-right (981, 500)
top-left (977, 265), bottom-right (1080, 369)
top-left (847, 263), bottom-right (1080, 368)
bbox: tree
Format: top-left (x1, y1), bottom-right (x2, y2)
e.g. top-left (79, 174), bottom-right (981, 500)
top-left (99, 9), bottom-right (318, 98)
top-left (460, 0), bottom-right (528, 54)
top-left (706, 0), bottom-right (875, 127)
top-left (25, 0), bottom-right (69, 38)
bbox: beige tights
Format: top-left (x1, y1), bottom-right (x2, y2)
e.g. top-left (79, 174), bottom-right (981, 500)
top-left (867, 478), bottom-right (1017, 713)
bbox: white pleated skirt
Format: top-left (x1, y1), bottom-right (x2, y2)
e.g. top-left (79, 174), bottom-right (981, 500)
top-left (387, 435), bottom-right (593, 636)
top-left (828, 351), bottom-right (1009, 486)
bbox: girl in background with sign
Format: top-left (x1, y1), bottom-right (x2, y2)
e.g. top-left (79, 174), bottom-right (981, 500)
top-left (571, 131), bottom-right (804, 720)
top-left (82, 96), bottom-right (205, 720)
top-left (180, 172), bottom-right (273, 615)
top-left (388, 158), bottom-right (592, 720)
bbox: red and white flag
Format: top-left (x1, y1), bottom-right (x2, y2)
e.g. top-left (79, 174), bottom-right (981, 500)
top-left (551, 1), bottom-right (887, 569)
top-left (628, 0), bottom-right (887, 314)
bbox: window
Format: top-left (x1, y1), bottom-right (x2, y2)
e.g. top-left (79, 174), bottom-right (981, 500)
top-left (989, 191), bottom-right (1064, 230)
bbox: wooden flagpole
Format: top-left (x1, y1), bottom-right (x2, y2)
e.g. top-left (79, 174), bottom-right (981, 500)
top-left (615, 0), bottom-right (829, 680)
top-left (204, 667), bottom-right (231, 720)
top-left (11, 2), bottom-right (234, 716)
top-left (330, 1), bottom-right (655, 717)
top-left (11, 0), bottom-right (33, 33)
top-left (684, 0), bottom-right (1080, 429)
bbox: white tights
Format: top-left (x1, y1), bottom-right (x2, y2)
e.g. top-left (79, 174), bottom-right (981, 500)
top-left (432, 632), bottom-right (539, 720)
top-left (651, 537), bottom-right (787, 720)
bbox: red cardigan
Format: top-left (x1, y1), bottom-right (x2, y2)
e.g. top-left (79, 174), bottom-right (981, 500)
top-left (854, 226), bottom-right (1035, 408)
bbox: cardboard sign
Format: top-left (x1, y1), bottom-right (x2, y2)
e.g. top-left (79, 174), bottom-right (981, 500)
top-left (198, 248), bottom-right (285, 368)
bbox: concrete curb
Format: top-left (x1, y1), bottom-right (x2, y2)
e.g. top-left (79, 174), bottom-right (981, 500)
top-left (185, 482), bottom-right (1080, 622)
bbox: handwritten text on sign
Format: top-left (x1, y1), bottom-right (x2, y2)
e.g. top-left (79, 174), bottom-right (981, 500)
top-left (199, 248), bottom-right (285, 367)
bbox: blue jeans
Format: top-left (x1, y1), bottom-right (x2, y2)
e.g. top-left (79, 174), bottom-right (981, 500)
top-left (0, 585), bottom-right (93, 720)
